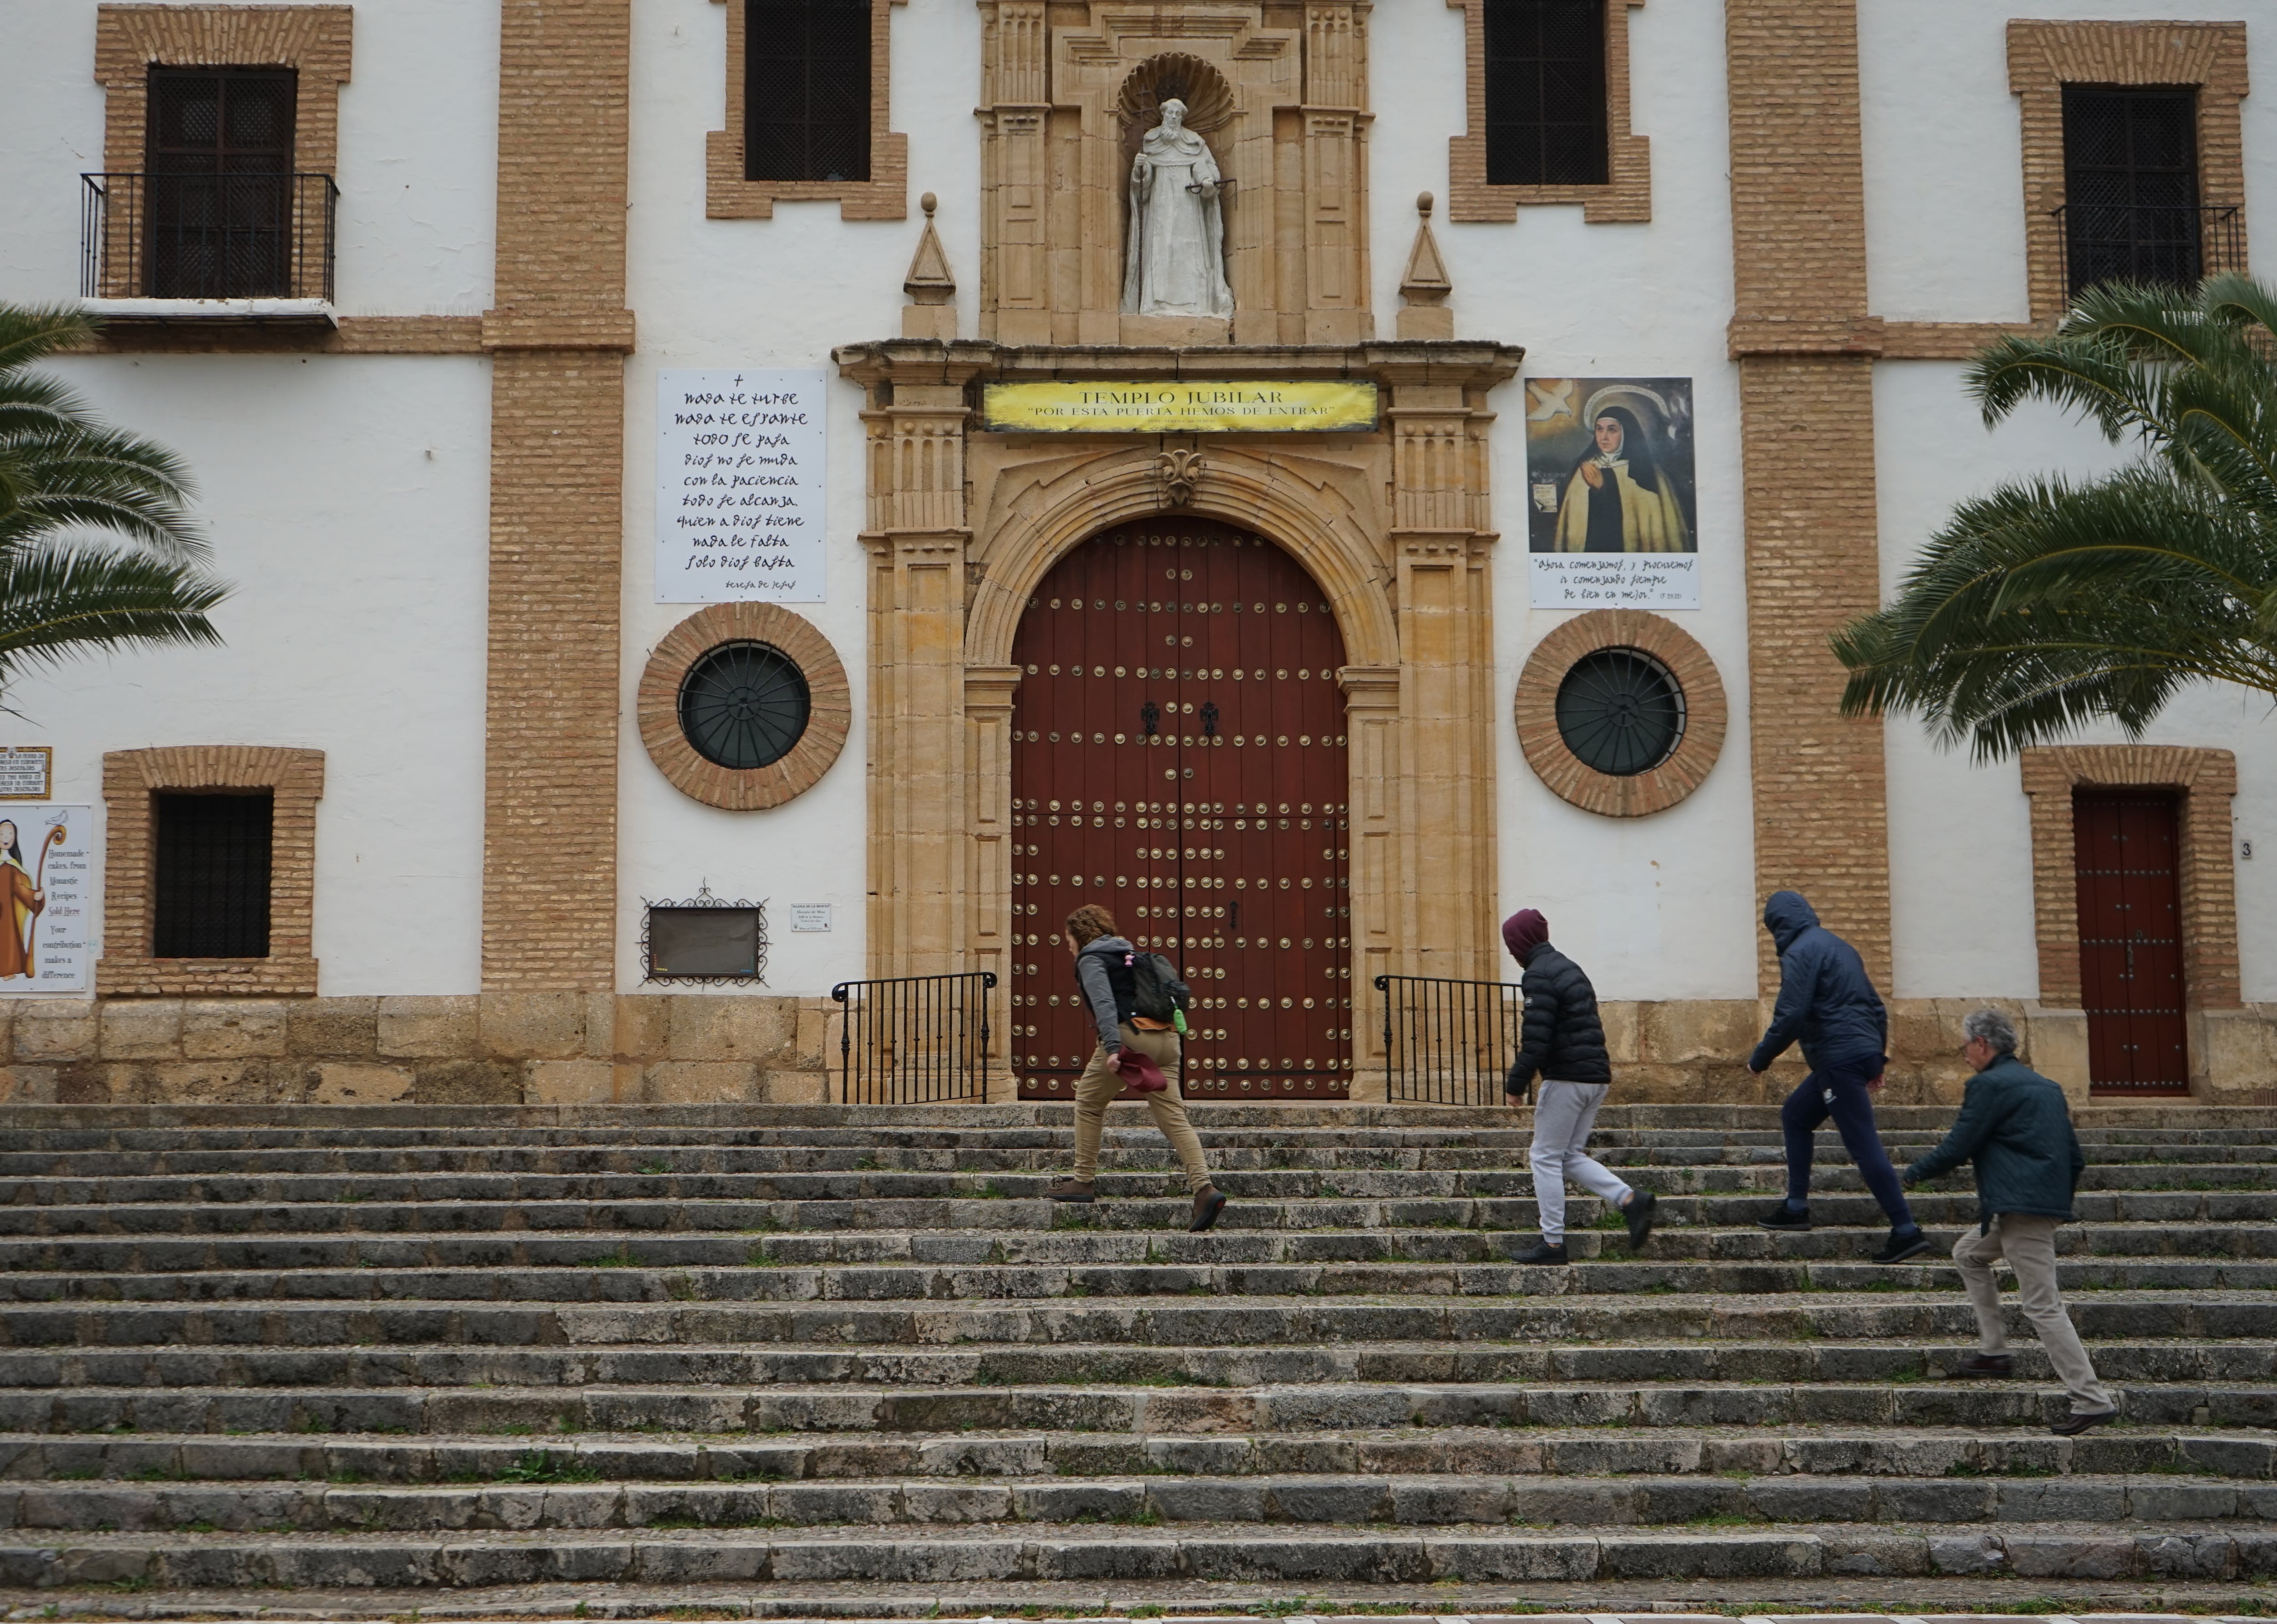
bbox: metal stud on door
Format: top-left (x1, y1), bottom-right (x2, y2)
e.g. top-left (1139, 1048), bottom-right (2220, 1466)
top-left (1008, 519), bottom-right (1351, 1100)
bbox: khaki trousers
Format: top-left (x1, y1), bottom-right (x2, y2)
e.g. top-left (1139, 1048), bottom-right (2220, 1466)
top-left (1070, 1023), bottom-right (1213, 1195)
top-left (1951, 1213), bottom-right (2115, 1415)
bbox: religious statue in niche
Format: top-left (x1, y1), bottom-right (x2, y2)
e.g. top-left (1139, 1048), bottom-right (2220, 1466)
top-left (1121, 99), bottom-right (1234, 318)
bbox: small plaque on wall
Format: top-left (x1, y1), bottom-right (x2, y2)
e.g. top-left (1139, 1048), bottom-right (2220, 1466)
top-left (789, 904), bottom-right (832, 932)
top-left (0, 748), bottom-right (53, 800)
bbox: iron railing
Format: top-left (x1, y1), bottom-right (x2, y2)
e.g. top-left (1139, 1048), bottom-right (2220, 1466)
top-left (2054, 202), bottom-right (2243, 302)
top-left (830, 971), bottom-right (998, 1104)
top-left (1374, 974), bottom-right (1527, 1107)
top-left (81, 171), bottom-right (338, 301)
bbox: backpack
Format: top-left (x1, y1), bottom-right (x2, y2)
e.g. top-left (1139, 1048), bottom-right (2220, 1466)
top-left (1124, 951), bottom-right (1191, 1023)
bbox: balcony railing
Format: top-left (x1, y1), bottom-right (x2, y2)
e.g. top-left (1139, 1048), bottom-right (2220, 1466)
top-left (2055, 202), bottom-right (2244, 302)
top-left (1374, 974), bottom-right (1527, 1108)
top-left (829, 971), bottom-right (998, 1105)
top-left (82, 171), bottom-right (338, 303)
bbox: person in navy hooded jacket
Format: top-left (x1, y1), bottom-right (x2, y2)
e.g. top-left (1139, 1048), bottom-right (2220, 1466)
top-left (1746, 890), bottom-right (1931, 1264)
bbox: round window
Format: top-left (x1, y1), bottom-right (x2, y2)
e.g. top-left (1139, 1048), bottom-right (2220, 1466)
top-left (678, 641), bottom-right (811, 770)
top-left (1554, 648), bottom-right (1685, 777)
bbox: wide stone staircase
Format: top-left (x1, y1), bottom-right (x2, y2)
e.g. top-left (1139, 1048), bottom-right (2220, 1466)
top-left (2, 1101), bottom-right (2276, 1619)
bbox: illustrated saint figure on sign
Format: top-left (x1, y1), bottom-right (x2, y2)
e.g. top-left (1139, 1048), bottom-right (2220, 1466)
top-left (1526, 380), bottom-right (1699, 555)
top-left (0, 820), bottom-right (47, 981)
top-left (1121, 98), bottom-right (1234, 319)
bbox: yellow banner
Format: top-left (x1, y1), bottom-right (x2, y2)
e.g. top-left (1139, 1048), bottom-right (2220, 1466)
top-left (980, 379), bottom-right (1378, 434)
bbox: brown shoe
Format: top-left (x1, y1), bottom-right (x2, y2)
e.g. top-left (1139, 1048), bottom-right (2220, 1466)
top-left (2050, 1407), bottom-right (2119, 1437)
top-left (1047, 1179), bottom-right (1097, 1203)
top-left (1954, 1354), bottom-right (2014, 1378)
top-left (1189, 1185), bottom-right (1227, 1232)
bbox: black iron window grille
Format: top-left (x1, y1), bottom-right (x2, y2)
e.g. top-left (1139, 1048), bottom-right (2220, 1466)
top-left (830, 971), bottom-right (997, 1104)
top-left (643, 886), bottom-right (769, 983)
top-left (1555, 647), bottom-right (1685, 777)
top-left (1375, 974), bottom-right (1527, 1107)
top-left (678, 641), bottom-right (812, 771)
top-left (2057, 86), bottom-right (2238, 299)
top-left (152, 792), bottom-right (273, 959)
top-left (1483, 0), bottom-right (1608, 188)
top-left (745, 0), bottom-right (873, 183)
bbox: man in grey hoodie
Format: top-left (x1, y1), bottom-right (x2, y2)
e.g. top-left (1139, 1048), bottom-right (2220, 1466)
top-left (1046, 903), bottom-right (1226, 1232)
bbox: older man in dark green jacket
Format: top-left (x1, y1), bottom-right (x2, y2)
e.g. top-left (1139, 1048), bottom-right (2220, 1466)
top-left (1902, 1008), bottom-right (2117, 1436)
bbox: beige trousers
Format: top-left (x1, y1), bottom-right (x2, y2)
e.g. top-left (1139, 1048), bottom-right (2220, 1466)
top-left (1951, 1213), bottom-right (2115, 1415)
top-left (1070, 1023), bottom-right (1213, 1195)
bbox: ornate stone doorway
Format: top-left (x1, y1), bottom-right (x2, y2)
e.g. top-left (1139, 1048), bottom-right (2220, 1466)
top-left (1007, 517), bottom-right (1353, 1100)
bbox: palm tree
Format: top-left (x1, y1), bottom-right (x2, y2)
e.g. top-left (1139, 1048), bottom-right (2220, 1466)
top-left (0, 302), bottom-right (226, 707)
top-left (1832, 272), bottom-right (2277, 759)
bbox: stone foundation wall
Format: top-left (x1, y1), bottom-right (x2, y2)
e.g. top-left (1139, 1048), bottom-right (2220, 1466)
top-left (1, 993), bottom-right (2270, 1109)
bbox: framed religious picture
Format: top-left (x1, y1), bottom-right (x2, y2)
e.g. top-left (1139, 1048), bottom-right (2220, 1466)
top-left (1524, 377), bottom-right (1700, 609)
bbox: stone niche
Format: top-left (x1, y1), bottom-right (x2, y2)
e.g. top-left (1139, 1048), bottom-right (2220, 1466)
top-left (976, 1), bottom-right (1372, 346)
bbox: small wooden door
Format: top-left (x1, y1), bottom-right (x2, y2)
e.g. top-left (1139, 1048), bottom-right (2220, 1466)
top-left (2073, 789), bottom-right (2189, 1095)
top-left (1007, 518), bottom-right (1352, 1100)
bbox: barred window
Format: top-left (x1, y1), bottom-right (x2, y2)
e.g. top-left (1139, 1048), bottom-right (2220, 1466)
top-left (1483, 0), bottom-right (1608, 187)
top-left (2060, 86), bottom-right (2202, 296)
top-left (145, 67), bottom-right (297, 299)
top-left (153, 792), bottom-right (273, 959)
top-left (745, 0), bottom-right (872, 183)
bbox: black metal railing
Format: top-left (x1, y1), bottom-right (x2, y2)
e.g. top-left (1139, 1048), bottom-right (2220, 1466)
top-left (1374, 974), bottom-right (1526, 1107)
top-left (2054, 202), bottom-right (2243, 302)
top-left (82, 172), bottom-right (338, 301)
top-left (830, 971), bottom-right (998, 1104)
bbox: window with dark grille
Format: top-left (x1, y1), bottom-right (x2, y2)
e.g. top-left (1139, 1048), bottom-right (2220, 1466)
top-left (679, 641), bottom-right (812, 770)
top-left (2061, 85), bottom-right (2202, 296)
top-left (1555, 648), bottom-right (1685, 777)
top-left (648, 906), bottom-right (767, 979)
top-left (1483, 0), bottom-right (1608, 187)
top-left (145, 67), bottom-right (297, 298)
top-left (152, 792), bottom-right (273, 958)
top-left (745, 0), bottom-right (872, 183)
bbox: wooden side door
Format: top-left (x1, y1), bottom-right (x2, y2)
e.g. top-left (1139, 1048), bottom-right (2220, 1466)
top-left (2073, 788), bottom-right (2190, 1095)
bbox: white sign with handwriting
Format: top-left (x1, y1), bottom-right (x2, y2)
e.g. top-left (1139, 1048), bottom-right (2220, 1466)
top-left (656, 369), bottom-right (827, 603)
top-left (1529, 554), bottom-right (1700, 610)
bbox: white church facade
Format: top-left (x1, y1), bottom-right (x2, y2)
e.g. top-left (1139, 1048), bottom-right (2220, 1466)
top-left (0, 0), bottom-right (2271, 1108)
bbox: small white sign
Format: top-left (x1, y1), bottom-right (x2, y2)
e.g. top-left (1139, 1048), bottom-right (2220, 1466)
top-left (0, 806), bottom-right (92, 994)
top-left (1530, 553), bottom-right (1700, 610)
top-left (655, 368), bottom-right (827, 604)
top-left (0, 748), bottom-right (52, 800)
top-left (788, 904), bottom-right (833, 933)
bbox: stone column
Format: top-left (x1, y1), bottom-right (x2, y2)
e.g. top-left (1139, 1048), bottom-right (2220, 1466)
top-left (1301, 2), bottom-right (1372, 343)
top-left (976, 0), bottom-right (1051, 344)
top-left (965, 664), bottom-right (1023, 1098)
top-left (1340, 662), bottom-right (1399, 1098)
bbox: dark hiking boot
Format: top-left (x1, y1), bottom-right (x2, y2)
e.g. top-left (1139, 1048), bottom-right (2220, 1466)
top-left (1510, 1237), bottom-right (1570, 1265)
top-left (1874, 1227), bottom-right (1935, 1265)
top-left (1188, 1185), bottom-right (1227, 1232)
top-left (1757, 1202), bottom-right (1811, 1232)
top-left (1954, 1354), bottom-right (2015, 1377)
top-left (1622, 1189), bottom-right (1659, 1248)
top-left (1047, 1180), bottom-right (1097, 1203)
top-left (2051, 1407), bottom-right (2119, 1437)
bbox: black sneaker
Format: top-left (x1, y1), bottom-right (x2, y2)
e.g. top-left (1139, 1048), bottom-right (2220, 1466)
top-left (1623, 1189), bottom-right (1659, 1248)
top-left (1188, 1185), bottom-right (1227, 1232)
top-left (1757, 1202), bottom-right (1811, 1232)
top-left (1510, 1238), bottom-right (1569, 1265)
top-left (2050, 1407), bottom-right (2119, 1437)
top-left (1874, 1227), bottom-right (1935, 1265)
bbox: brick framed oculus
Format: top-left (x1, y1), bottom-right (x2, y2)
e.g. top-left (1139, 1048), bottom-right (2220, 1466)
top-left (638, 603), bottom-right (850, 811)
top-left (1514, 610), bottom-right (1726, 819)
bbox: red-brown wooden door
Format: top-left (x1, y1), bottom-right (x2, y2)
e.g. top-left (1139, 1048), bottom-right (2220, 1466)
top-left (1008, 518), bottom-right (1353, 1101)
top-left (2073, 789), bottom-right (2189, 1095)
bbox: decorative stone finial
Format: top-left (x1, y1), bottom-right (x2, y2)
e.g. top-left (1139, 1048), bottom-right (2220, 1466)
top-left (901, 192), bottom-right (957, 340)
top-left (1155, 447), bottom-right (1205, 509)
top-left (1397, 189), bottom-right (1454, 340)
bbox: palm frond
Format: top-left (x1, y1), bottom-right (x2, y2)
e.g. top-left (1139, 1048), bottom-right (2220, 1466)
top-left (0, 305), bottom-right (98, 376)
top-left (0, 545), bottom-right (227, 684)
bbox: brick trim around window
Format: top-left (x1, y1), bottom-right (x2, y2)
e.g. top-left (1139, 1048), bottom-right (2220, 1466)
top-left (638, 604), bottom-right (852, 810)
top-left (2008, 20), bottom-right (2251, 326)
top-left (1513, 609), bottom-right (1726, 818)
top-left (1445, 0), bottom-right (1649, 225)
top-left (2018, 744), bottom-right (2239, 1011)
top-left (705, 0), bottom-right (908, 221)
top-left (95, 5), bottom-right (353, 177)
top-left (98, 745), bottom-right (324, 997)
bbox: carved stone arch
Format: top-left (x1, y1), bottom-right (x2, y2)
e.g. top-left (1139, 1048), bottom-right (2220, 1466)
top-left (965, 444), bottom-right (1400, 673)
top-left (1115, 54), bottom-right (1239, 178)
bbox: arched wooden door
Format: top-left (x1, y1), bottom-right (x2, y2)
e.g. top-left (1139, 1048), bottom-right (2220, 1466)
top-left (1007, 517), bottom-right (1353, 1101)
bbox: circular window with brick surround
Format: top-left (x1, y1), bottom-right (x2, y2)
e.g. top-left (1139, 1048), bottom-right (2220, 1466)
top-left (1515, 610), bottom-right (1726, 817)
top-left (640, 604), bottom-right (848, 809)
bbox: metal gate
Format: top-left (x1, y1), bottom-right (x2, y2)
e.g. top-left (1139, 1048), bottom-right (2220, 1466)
top-left (2073, 789), bottom-right (2190, 1095)
top-left (1008, 517), bottom-right (1353, 1100)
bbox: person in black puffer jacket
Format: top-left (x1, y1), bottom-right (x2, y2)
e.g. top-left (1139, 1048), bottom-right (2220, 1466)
top-left (1502, 909), bottom-right (1655, 1265)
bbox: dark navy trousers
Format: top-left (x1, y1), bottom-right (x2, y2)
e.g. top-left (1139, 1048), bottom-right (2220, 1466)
top-left (1780, 1060), bottom-right (1917, 1229)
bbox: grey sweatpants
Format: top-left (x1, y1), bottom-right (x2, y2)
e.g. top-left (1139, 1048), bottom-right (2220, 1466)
top-left (1530, 1080), bottom-right (1632, 1243)
top-left (1952, 1214), bottom-right (2115, 1416)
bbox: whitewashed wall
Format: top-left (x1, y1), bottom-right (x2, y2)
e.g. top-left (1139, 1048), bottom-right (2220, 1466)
top-left (1863, 1), bottom-right (2277, 1001)
top-left (616, 0), bottom-right (986, 994)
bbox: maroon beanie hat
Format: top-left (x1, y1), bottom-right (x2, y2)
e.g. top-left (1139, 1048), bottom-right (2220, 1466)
top-left (1502, 908), bottom-right (1549, 961)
